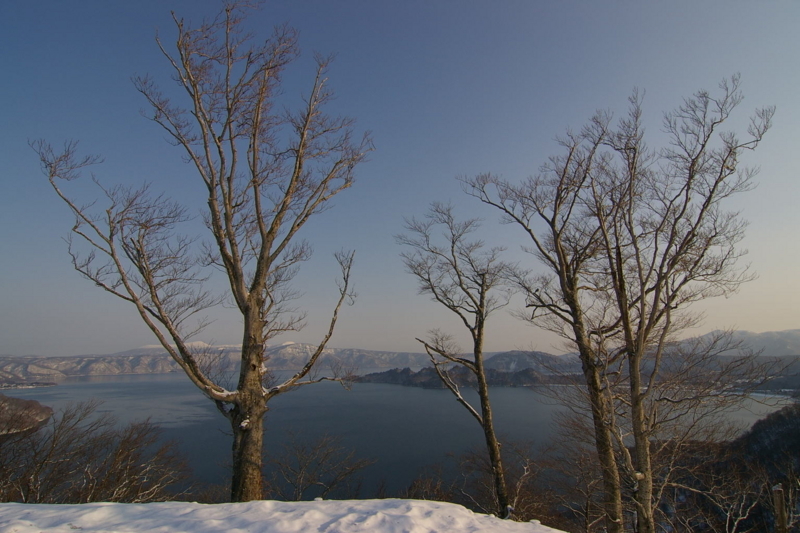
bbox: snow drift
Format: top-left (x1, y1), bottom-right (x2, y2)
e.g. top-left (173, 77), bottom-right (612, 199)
top-left (0, 499), bottom-right (565, 533)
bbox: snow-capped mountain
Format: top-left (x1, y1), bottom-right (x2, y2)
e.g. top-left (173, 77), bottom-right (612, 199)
top-left (263, 343), bottom-right (430, 370)
top-left (724, 329), bottom-right (800, 357)
top-left (1, 329), bottom-right (797, 384)
top-left (0, 344), bottom-right (430, 383)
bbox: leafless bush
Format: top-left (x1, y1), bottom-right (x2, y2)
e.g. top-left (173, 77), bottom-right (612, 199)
top-left (189, 482), bottom-right (231, 504)
top-left (0, 400), bottom-right (188, 503)
top-left (402, 463), bottom-right (459, 503)
top-left (400, 443), bottom-right (560, 523)
top-left (263, 433), bottom-right (374, 501)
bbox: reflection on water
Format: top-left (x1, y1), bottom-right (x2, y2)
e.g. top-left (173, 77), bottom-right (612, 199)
top-left (8, 374), bottom-right (789, 494)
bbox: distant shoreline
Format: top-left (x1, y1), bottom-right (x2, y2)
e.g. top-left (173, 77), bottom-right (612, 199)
top-left (0, 381), bottom-right (57, 389)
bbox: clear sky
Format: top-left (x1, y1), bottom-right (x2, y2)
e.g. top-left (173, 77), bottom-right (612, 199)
top-left (1, 1), bottom-right (798, 356)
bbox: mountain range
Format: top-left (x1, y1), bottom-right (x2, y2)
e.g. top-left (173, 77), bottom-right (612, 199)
top-left (0, 342), bottom-right (433, 384)
top-left (725, 329), bottom-right (800, 357)
top-left (0, 330), bottom-right (797, 385)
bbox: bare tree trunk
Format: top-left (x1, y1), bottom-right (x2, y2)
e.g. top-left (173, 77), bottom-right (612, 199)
top-left (774, 484), bottom-right (788, 533)
top-left (582, 355), bottom-right (625, 533)
top-left (572, 293), bottom-right (625, 533)
top-left (629, 353), bottom-right (655, 533)
top-left (474, 340), bottom-right (511, 518)
top-left (228, 333), bottom-right (267, 500)
top-left (230, 408), bottom-right (265, 501)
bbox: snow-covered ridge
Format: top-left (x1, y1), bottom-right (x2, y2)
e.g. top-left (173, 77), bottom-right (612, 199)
top-left (0, 344), bottom-right (434, 383)
top-left (3, 329), bottom-right (798, 384)
top-left (121, 342), bottom-right (243, 355)
top-left (0, 499), bottom-right (565, 533)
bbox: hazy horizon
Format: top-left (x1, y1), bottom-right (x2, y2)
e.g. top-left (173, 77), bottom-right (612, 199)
top-left (3, 328), bottom-right (800, 359)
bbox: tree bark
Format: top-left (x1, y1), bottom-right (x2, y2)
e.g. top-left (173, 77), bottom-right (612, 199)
top-left (230, 409), bottom-right (265, 502)
top-left (229, 331), bottom-right (269, 501)
top-left (582, 356), bottom-right (625, 533)
top-left (474, 339), bottom-right (510, 518)
top-left (629, 352), bottom-right (655, 533)
top-left (570, 289), bottom-right (624, 532)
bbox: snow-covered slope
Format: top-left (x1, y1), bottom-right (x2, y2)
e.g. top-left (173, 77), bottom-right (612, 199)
top-left (0, 499), bottom-right (565, 533)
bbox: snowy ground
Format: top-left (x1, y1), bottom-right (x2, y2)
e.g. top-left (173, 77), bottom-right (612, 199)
top-left (0, 499), bottom-right (566, 533)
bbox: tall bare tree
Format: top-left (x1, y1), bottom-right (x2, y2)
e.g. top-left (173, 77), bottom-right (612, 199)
top-left (33, 3), bottom-right (371, 502)
top-left (398, 202), bottom-right (513, 518)
top-left (463, 76), bottom-right (773, 531)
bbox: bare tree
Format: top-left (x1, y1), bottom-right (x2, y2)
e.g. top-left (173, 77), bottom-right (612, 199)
top-left (464, 115), bottom-right (627, 530)
top-left (398, 202), bottom-right (514, 518)
top-left (0, 401), bottom-right (187, 503)
top-left (33, 2), bottom-right (371, 502)
top-left (403, 464), bottom-right (459, 504)
top-left (463, 76), bottom-right (774, 532)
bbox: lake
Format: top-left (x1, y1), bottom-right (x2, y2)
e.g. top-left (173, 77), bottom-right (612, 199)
top-left (7, 373), bottom-right (786, 496)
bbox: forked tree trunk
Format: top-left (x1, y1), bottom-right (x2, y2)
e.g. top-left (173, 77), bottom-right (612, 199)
top-left (572, 298), bottom-right (625, 532)
top-left (584, 364), bottom-right (625, 533)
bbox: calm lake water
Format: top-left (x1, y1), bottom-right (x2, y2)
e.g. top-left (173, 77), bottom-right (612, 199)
top-left (7, 373), bottom-right (786, 495)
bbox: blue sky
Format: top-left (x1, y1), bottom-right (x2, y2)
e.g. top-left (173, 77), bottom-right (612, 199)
top-left (1, 1), bottom-right (798, 356)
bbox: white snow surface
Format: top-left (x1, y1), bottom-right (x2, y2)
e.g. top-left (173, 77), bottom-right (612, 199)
top-left (0, 499), bottom-right (565, 533)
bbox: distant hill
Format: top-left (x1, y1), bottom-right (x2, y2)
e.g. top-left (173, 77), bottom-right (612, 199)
top-left (684, 330), bottom-right (800, 357)
top-left (734, 403), bottom-right (800, 462)
top-left (0, 353), bottom-right (182, 383)
top-left (726, 329), bottom-right (800, 357)
top-left (484, 350), bottom-right (581, 374)
top-left (0, 394), bottom-right (52, 437)
top-left (357, 349), bottom-right (582, 388)
top-left (356, 366), bottom-right (555, 388)
top-left (1, 329), bottom-right (796, 385)
top-left (263, 343), bottom-right (431, 371)
top-left (0, 343), bottom-right (431, 384)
